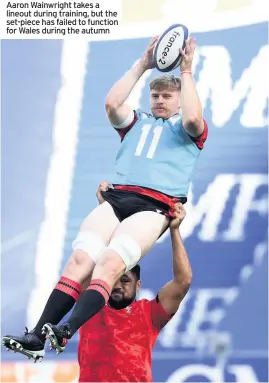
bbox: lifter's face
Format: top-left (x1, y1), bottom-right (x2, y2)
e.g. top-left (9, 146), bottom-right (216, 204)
top-left (150, 87), bottom-right (180, 119)
top-left (108, 272), bottom-right (141, 310)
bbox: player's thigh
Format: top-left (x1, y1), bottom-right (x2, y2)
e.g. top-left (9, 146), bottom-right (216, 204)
top-left (72, 202), bottom-right (120, 265)
top-left (112, 211), bottom-right (169, 257)
top-left (80, 201), bottom-right (119, 243)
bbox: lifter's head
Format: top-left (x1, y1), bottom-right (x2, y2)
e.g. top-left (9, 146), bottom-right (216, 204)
top-left (108, 265), bottom-right (141, 310)
top-left (149, 75), bottom-right (181, 119)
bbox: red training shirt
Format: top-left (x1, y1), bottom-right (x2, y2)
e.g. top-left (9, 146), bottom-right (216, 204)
top-left (78, 298), bottom-right (172, 382)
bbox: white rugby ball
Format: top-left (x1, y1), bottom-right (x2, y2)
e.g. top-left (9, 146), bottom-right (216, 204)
top-left (153, 24), bottom-right (189, 72)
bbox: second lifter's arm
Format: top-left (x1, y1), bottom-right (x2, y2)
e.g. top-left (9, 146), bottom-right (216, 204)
top-left (105, 37), bottom-right (158, 126)
top-left (157, 204), bottom-right (192, 315)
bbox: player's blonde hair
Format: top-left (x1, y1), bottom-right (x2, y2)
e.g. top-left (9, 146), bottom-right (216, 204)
top-left (149, 75), bottom-right (181, 92)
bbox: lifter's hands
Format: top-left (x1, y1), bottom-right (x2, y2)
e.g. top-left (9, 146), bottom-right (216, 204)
top-left (96, 180), bottom-right (110, 204)
top-left (139, 36), bottom-right (159, 70)
top-left (170, 203), bottom-right (186, 230)
top-left (179, 36), bottom-right (196, 72)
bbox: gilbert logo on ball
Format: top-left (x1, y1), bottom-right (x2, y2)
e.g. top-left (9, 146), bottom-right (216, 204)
top-left (153, 24), bottom-right (189, 72)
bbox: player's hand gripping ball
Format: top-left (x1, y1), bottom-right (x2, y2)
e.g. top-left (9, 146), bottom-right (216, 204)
top-left (153, 24), bottom-right (189, 72)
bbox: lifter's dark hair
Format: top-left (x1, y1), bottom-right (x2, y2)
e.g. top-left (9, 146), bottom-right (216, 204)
top-left (129, 264), bottom-right (141, 280)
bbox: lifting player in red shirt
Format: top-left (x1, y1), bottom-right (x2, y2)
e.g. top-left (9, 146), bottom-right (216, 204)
top-left (77, 181), bottom-right (192, 382)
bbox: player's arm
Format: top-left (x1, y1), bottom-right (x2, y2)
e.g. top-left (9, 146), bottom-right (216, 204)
top-left (104, 37), bottom-right (158, 127)
top-left (157, 204), bottom-right (192, 316)
top-left (179, 37), bottom-right (205, 137)
top-left (96, 180), bottom-right (110, 204)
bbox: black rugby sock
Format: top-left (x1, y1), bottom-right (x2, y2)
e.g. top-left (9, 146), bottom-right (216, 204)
top-left (34, 276), bottom-right (82, 342)
top-left (67, 279), bottom-right (111, 337)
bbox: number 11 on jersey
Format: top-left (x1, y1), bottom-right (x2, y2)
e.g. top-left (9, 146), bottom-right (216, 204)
top-left (135, 124), bottom-right (163, 159)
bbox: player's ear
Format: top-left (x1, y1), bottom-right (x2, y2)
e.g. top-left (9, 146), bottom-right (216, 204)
top-left (136, 280), bottom-right (141, 293)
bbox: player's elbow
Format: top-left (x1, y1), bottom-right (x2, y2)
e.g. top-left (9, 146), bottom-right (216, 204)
top-left (105, 96), bottom-right (120, 113)
top-left (175, 269), bottom-right (192, 293)
top-left (182, 272), bottom-right (192, 291)
top-left (104, 99), bottom-right (120, 124)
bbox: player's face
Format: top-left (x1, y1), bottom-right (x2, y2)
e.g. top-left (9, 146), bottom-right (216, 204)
top-left (150, 87), bottom-right (180, 119)
top-left (108, 272), bottom-right (141, 310)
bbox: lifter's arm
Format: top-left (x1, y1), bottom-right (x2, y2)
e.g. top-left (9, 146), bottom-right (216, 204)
top-left (157, 204), bottom-right (192, 315)
top-left (179, 37), bottom-right (204, 137)
top-left (105, 37), bottom-right (158, 126)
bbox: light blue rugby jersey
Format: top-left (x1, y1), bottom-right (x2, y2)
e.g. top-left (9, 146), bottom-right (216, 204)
top-left (112, 109), bottom-right (207, 198)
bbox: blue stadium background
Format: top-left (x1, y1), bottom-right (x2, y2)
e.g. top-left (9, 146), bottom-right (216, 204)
top-left (1, 22), bottom-right (268, 382)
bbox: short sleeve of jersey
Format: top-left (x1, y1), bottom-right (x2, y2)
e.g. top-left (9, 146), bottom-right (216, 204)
top-left (175, 117), bottom-right (208, 150)
top-left (143, 298), bottom-right (172, 333)
top-left (114, 109), bottom-right (149, 141)
top-left (189, 119), bottom-right (208, 150)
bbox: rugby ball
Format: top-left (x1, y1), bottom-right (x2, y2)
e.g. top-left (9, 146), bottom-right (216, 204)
top-left (153, 24), bottom-right (189, 72)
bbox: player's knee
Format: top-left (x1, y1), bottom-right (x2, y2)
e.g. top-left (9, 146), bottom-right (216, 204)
top-left (70, 250), bottom-right (91, 267)
top-left (72, 231), bottom-right (106, 263)
top-left (107, 234), bottom-right (142, 272)
top-left (64, 250), bottom-right (95, 282)
top-left (65, 250), bottom-right (92, 273)
top-left (97, 252), bottom-right (126, 281)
